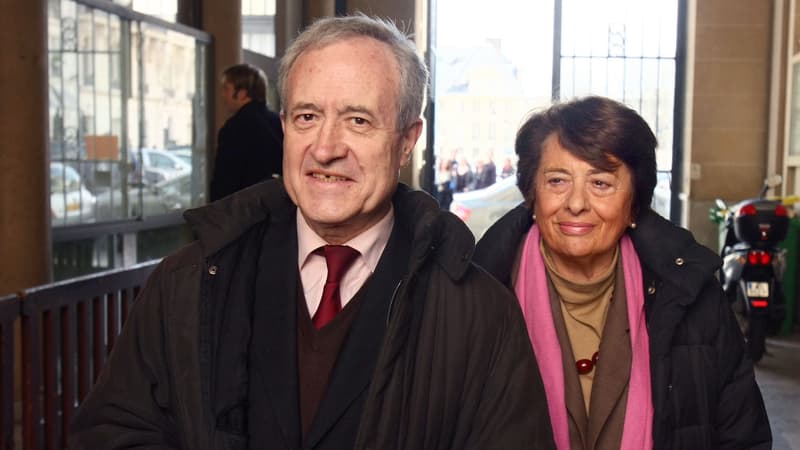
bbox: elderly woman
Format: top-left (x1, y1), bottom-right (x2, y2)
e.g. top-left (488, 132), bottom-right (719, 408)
top-left (475, 96), bottom-right (771, 449)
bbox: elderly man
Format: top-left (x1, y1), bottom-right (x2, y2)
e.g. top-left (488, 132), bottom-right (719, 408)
top-left (70, 15), bottom-right (554, 450)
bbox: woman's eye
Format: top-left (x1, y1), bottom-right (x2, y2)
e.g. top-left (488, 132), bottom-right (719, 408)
top-left (593, 179), bottom-right (611, 188)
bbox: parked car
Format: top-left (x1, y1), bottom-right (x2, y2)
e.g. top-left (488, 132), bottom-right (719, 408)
top-left (652, 170), bottom-right (672, 219)
top-left (450, 176), bottom-right (524, 239)
top-left (167, 146), bottom-right (192, 166)
top-left (95, 172), bottom-right (195, 220)
top-left (50, 162), bottom-right (97, 225)
top-left (131, 148), bottom-right (191, 185)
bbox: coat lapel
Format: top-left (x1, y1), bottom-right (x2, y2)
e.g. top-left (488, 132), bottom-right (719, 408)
top-left (547, 278), bottom-right (589, 449)
top-left (250, 209), bottom-right (301, 448)
top-left (586, 262), bottom-right (631, 449)
top-left (303, 221), bottom-right (411, 449)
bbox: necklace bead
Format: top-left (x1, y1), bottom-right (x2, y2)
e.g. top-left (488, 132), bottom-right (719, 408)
top-left (576, 351), bottom-right (599, 374)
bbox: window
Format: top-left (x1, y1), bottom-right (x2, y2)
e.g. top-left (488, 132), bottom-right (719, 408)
top-left (48, 0), bottom-right (211, 278)
top-left (242, 0), bottom-right (276, 57)
top-left (432, 0), bottom-right (681, 237)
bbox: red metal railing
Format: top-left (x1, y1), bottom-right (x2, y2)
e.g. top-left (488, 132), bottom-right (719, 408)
top-left (0, 261), bottom-right (158, 450)
top-left (0, 293), bottom-right (20, 450)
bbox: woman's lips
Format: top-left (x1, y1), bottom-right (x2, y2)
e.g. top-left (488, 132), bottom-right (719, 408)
top-left (558, 222), bottom-right (595, 236)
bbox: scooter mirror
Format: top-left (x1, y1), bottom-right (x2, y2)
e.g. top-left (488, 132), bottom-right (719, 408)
top-left (766, 174), bottom-right (783, 188)
top-left (715, 198), bottom-right (727, 210)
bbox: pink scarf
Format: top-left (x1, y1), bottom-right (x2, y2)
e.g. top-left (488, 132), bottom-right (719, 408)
top-left (514, 225), bottom-right (654, 450)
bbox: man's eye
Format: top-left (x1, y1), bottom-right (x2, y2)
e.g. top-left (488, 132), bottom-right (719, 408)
top-left (352, 117), bottom-right (368, 125)
top-left (299, 113), bottom-right (315, 121)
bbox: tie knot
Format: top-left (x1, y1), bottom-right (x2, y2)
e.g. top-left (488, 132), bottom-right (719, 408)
top-left (321, 245), bottom-right (360, 283)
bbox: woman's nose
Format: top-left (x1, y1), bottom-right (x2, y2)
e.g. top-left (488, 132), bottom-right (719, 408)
top-left (566, 183), bottom-right (588, 214)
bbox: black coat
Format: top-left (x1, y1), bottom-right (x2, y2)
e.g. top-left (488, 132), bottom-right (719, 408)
top-left (210, 101), bottom-right (283, 201)
top-left (69, 181), bottom-right (556, 450)
top-left (475, 205), bottom-right (772, 450)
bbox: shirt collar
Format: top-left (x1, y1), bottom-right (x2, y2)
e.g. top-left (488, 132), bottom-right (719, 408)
top-left (296, 206), bottom-right (395, 273)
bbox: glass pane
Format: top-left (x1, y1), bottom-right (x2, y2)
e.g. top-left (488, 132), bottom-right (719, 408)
top-left (789, 64), bottom-right (800, 155)
top-left (434, 0), bottom-right (554, 238)
top-left (49, 0), bottom-right (209, 226)
top-left (119, 0), bottom-right (177, 22)
top-left (137, 23), bottom-right (205, 216)
top-left (561, 0), bottom-right (678, 220)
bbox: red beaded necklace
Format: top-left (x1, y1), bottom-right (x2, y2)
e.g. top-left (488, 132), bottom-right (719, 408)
top-left (576, 351), bottom-right (599, 375)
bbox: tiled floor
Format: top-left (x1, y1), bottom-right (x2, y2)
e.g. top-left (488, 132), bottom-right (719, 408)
top-left (755, 329), bottom-right (800, 450)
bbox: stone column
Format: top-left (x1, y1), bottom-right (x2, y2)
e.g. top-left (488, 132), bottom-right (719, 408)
top-left (201, 0), bottom-right (242, 163)
top-left (347, 0), bottom-right (421, 187)
top-left (0, 0), bottom-right (51, 295)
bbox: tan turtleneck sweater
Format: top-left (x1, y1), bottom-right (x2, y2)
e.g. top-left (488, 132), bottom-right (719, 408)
top-left (541, 242), bottom-right (619, 412)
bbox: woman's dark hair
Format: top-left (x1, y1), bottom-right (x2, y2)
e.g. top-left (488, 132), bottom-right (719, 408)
top-left (515, 96), bottom-right (658, 219)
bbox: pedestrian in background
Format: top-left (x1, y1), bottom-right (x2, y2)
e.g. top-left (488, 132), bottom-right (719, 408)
top-left (210, 63), bottom-right (284, 201)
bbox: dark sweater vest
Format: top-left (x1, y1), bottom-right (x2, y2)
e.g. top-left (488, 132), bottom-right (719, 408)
top-left (297, 285), bottom-right (366, 438)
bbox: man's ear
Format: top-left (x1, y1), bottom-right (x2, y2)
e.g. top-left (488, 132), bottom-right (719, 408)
top-left (236, 89), bottom-right (251, 103)
top-left (399, 119), bottom-right (424, 166)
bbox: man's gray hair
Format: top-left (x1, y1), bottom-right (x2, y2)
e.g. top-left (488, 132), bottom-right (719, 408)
top-left (278, 14), bottom-right (429, 130)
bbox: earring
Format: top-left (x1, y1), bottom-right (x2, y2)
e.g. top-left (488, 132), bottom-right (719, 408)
top-left (532, 214), bottom-right (537, 221)
top-left (630, 222), bottom-right (637, 229)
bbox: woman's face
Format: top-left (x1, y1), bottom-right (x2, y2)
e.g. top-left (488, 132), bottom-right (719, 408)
top-left (533, 134), bottom-right (635, 278)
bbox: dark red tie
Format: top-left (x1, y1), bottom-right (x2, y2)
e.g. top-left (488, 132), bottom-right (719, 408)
top-left (312, 245), bottom-right (360, 329)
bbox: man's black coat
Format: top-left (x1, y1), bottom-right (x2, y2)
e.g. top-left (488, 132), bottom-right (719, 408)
top-left (69, 181), bottom-right (556, 450)
top-left (210, 101), bottom-right (283, 201)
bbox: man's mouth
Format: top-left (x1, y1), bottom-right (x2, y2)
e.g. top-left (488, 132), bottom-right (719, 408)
top-left (311, 173), bottom-right (348, 182)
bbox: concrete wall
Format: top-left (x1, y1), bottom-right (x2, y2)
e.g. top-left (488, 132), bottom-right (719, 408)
top-left (687, 0), bottom-right (775, 250)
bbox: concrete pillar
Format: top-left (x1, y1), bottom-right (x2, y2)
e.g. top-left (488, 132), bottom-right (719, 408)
top-left (687, 0), bottom-right (773, 249)
top-left (0, 0), bottom-right (51, 295)
top-left (201, 0), bottom-right (242, 160)
top-left (346, 0), bottom-right (421, 187)
top-left (275, 0), bottom-right (304, 63)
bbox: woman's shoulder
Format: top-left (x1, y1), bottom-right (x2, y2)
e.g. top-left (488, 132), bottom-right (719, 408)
top-left (632, 209), bottom-right (722, 303)
top-left (474, 203), bottom-right (531, 286)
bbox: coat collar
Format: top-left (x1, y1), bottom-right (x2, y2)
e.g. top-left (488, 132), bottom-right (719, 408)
top-left (185, 180), bottom-right (476, 281)
top-left (628, 209), bottom-right (721, 305)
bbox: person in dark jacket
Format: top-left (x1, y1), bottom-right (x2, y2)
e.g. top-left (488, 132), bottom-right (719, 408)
top-left (474, 96), bottom-right (771, 450)
top-left (69, 15), bottom-right (555, 450)
top-left (209, 63), bottom-right (284, 201)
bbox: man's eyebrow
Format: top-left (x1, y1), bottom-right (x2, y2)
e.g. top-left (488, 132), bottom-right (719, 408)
top-left (288, 102), bottom-right (322, 113)
top-left (340, 105), bottom-right (377, 116)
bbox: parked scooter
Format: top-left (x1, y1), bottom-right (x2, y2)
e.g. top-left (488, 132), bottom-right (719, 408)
top-left (711, 174), bottom-right (788, 363)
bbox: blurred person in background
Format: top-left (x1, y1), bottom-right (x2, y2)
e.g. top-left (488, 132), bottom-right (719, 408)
top-left (210, 63), bottom-right (284, 201)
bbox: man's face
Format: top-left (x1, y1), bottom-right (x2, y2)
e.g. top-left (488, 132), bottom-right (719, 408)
top-left (221, 80), bottom-right (247, 116)
top-left (281, 37), bottom-right (422, 244)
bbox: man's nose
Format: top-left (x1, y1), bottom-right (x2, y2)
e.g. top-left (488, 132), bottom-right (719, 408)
top-left (310, 120), bottom-right (347, 163)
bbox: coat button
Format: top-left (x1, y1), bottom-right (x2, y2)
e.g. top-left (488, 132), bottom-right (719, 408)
top-left (674, 257), bottom-right (685, 266)
top-left (647, 285), bottom-right (656, 294)
top-left (208, 265), bottom-right (218, 275)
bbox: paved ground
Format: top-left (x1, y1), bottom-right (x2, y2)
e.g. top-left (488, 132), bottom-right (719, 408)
top-left (755, 328), bottom-right (800, 450)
